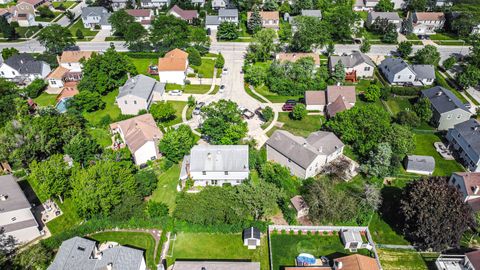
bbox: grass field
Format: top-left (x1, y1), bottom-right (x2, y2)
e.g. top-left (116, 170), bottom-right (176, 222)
top-left (34, 93), bottom-right (57, 107)
top-left (191, 58), bottom-right (215, 78)
top-left (167, 232), bottom-right (269, 269)
top-left (150, 163), bottom-right (181, 213)
top-left (254, 85), bottom-right (303, 103)
top-left (267, 112), bottom-right (325, 137)
top-left (46, 197), bottom-right (82, 235)
top-left (369, 213), bottom-right (410, 245)
top-left (88, 128), bottom-right (112, 148)
top-left (90, 232), bottom-right (156, 270)
top-left (377, 248), bottom-right (438, 270)
top-left (83, 90), bottom-right (121, 126)
top-left (69, 19), bottom-right (98, 39)
top-left (127, 57), bottom-right (158, 76)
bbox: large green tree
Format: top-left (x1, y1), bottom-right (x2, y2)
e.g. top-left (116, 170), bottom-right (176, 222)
top-left (0, 79), bottom-right (18, 127)
top-left (246, 28), bottom-right (276, 63)
top-left (216, 22), bottom-right (239, 41)
top-left (375, 0), bottom-right (394, 11)
top-left (414, 45), bottom-right (440, 65)
top-left (109, 9), bottom-right (135, 37)
top-left (159, 125), bottom-right (196, 162)
top-left (234, 181), bottom-right (280, 220)
top-left (13, 243), bottom-right (52, 270)
top-left (69, 90), bottom-right (105, 112)
top-left (28, 154), bottom-right (71, 202)
top-left (201, 99), bottom-right (248, 144)
top-left (63, 133), bottom-right (101, 165)
top-left (125, 22), bottom-right (150, 51)
top-left (413, 97), bottom-right (433, 122)
top-left (37, 24), bottom-right (75, 54)
top-left (150, 15), bottom-right (190, 52)
top-left (247, 5), bottom-right (263, 34)
top-left (397, 41), bottom-right (413, 58)
top-left (361, 142), bottom-right (393, 177)
top-left (291, 16), bottom-right (331, 52)
top-left (150, 102), bottom-right (176, 122)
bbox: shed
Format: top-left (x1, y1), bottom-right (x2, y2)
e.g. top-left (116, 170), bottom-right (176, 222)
top-left (242, 227), bottom-right (261, 249)
top-left (290, 195), bottom-right (309, 218)
top-left (405, 155), bottom-right (435, 175)
top-left (340, 229), bottom-right (363, 251)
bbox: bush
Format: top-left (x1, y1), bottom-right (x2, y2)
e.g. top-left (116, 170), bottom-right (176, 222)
top-left (389, 86), bottom-right (422, 96)
top-left (24, 79), bottom-right (47, 98)
top-left (262, 106), bottom-right (274, 122)
top-left (396, 110), bottom-right (420, 127)
top-left (290, 103), bottom-right (307, 120)
top-left (150, 102), bottom-right (176, 122)
top-left (186, 47), bottom-right (202, 66)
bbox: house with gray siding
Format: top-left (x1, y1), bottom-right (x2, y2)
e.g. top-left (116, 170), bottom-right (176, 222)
top-left (265, 130), bottom-right (344, 179)
top-left (116, 74), bottom-right (165, 115)
top-left (205, 8), bottom-right (238, 30)
top-left (422, 86), bottom-right (472, 130)
top-left (366, 12), bottom-right (402, 32)
top-left (446, 119), bottom-right (480, 172)
top-left (378, 57), bottom-right (416, 85)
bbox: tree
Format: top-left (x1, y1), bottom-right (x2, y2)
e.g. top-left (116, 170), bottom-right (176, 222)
top-left (279, 1), bottom-right (291, 14)
top-left (361, 142), bottom-right (393, 177)
top-left (407, 0), bottom-right (428, 11)
top-left (262, 106), bottom-right (274, 122)
top-left (291, 16), bottom-right (331, 52)
top-left (37, 24), bottom-right (75, 54)
top-left (396, 110), bottom-right (421, 127)
top-left (414, 97), bottom-right (433, 122)
top-left (0, 228), bottom-right (17, 266)
top-left (324, 6), bottom-right (356, 41)
top-left (450, 12), bottom-right (479, 37)
top-left (109, 10), bottom-right (135, 37)
top-left (260, 162), bottom-right (300, 196)
top-left (65, 10), bottom-right (75, 22)
top-left (262, 0), bottom-right (278, 11)
top-left (381, 23), bottom-right (398, 44)
top-left (267, 58), bottom-right (321, 95)
top-left (0, 17), bottom-right (17, 40)
top-left (414, 45), bottom-right (440, 65)
top-left (442, 56), bottom-right (456, 71)
top-left (293, 0), bottom-right (313, 14)
top-left (402, 16), bottom-right (413, 35)
top-left (70, 90), bottom-right (105, 112)
top-left (201, 99), bottom-right (248, 144)
top-left (290, 103), bottom-right (307, 120)
top-left (360, 39), bottom-right (371, 53)
top-left (387, 123), bottom-right (415, 158)
top-left (159, 125), bottom-right (196, 162)
top-left (63, 133), bottom-right (101, 165)
top-left (332, 61), bottom-right (346, 83)
top-left (244, 65), bottom-right (267, 86)
top-left (325, 42), bottom-right (335, 56)
top-left (124, 22), bottom-right (150, 51)
top-left (186, 47), bottom-right (202, 66)
top-left (38, 6), bottom-right (55, 18)
top-left (13, 243), bottom-right (51, 270)
top-left (215, 53), bottom-right (225, 68)
top-left (217, 22), bottom-right (239, 41)
top-left (247, 5), bottom-right (263, 34)
top-left (246, 28), bottom-right (276, 63)
top-left (134, 170), bottom-right (158, 197)
top-left (190, 27), bottom-right (210, 49)
top-left (1, 48), bottom-right (18, 60)
top-left (28, 154), bottom-right (71, 202)
top-left (364, 84), bottom-right (381, 102)
top-left (23, 79), bottom-right (47, 98)
top-left (457, 64), bottom-right (480, 89)
top-left (375, 0), bottom-right (394, 11)
top-left (150, 102), bottom-right (176, 122)
top-left (187, 95), bottom-right (196, 107)
top-left (150, 15), bottom-right (190, 52)
top-left (145, 201), bottom-right (169, 218)
top-left (397, 41), bottom-right (413, 58)
top-left (401, 177), bottom-right (475, 251)
top-left (235, 181), bottom-right (280, 220)
top-left (76, 28), bottom-right (84, 40)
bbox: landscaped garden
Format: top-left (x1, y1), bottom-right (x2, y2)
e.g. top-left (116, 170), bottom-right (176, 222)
top-left (267, 112), bottom-right (325, 137)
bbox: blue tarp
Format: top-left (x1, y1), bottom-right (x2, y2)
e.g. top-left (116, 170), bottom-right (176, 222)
top-left (55, 98), bottom-right (71, 113)
top-left (296, 254), bottom-right (316, 265)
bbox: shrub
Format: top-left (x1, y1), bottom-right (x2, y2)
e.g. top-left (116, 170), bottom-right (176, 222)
top-left (290, 103), bottom-right (307, 120)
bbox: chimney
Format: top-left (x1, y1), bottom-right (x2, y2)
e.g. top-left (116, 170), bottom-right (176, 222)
top-left (436, 91), bottom-right (442, 96)
top-left (97, 252), bottom-right (103, 260)
top-left (318, 146), bottom-right (323, 152)
top-left (303, 143), bottom-right (307, 147)
top-left (107, 263), bottom-right (113, 270)
top-left (127, 72), bottom-right (131, 79)
top-left (0, 194), bottom-right (7, 201)
top-left (207, 153), bottom-right (212, 159)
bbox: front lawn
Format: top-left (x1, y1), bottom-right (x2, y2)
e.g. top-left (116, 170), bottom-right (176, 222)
top-left (167, 232), bottom-right (269, 269)
top-left (69, 19), bottom-right (98, 39)
top-left (52, 1), bottom-right (77, 9)
top-left (429, 32), bottom-right (459, 40)
top-left (90, 232), bottom-right (156, 270)
top-left (166, 84), bottom-right (212, 94)
top-left (35, 12), bottom-right (62, 22)
top-left (377, 248), bottom-right (438, 270)
top-left (83, 90), bottom-right (121, 126)
top-left (150, 163), bottom-right (181, 213)
top-left (406, 34), bottom-right (420, 40)
top-left (191, 58), bottom-right (215, 78)
top-left (268, 112), bottom-right (324, 137)
top-left (34, 93), bottom-right (57, 107)
top-left (254, 85), bottom-right (303, 103)
top-left (46, 197), bottom-right (82, 235)
top-left (16, 26), bottom-right (41, 38)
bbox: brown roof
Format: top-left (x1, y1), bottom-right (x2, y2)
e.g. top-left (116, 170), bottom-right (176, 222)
top-left (47, 66), bottom-right (69, 79)
top-left (468, 197), bottom-right (480, 212)
top-left (18, 0), bottom-right (45, 5)
top-left (0, 8), bottom-right (9, 16)
top-left (169, 5), bottom-right (198, 20)
top-left (247, 11), bottom-right (279, 21)
top-left (327, 95), bottom-right (352, 117)
top-left (305, 90), bottom-right (326, 106)
top-left (327, 85), bottom-right (356, 104)
top-left (290, 195), bottom-right (308, 212)
top-left (158, 48), bottom-right (189, 72)
top-left (277, 53), bottom-right (321, 66)
top-left (110, 114), bottom-right (163, 154)
top-left (59, 51), bottom-right (93, 63)
top-left (466, 250), bottom-right (480, 268)
top-left (414, 12), bottom-right (445, 21)
top-left (334, 254), bottom-right (380, 270)
top-left (454, 172), bottom-right (480, 196)
top-left (56, 84), bottom-right (79, 101)
top-left (126, 9), bottom-right (151, 17)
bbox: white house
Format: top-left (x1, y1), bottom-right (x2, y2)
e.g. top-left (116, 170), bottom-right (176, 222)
top-left (110, 114), bottom-right (163, 166)
top-left (242, 227), bottom-right (261, 249)
top-left (179, 145), bottom-right (250, 187)
top-left (126, 9), bottom-right (154, 29)
top-left (140, 0), bottom-right (170, 8)
top-left (329, 51), bottom-right (375, 81)
top-left (81, 6), bottom-right (111, 30)
top-left (8, 4), bottom-right (36, 27)
top-left (446, 119), bottom-right (480, 172)
top-left (47, 51), bottom-right (93, 88)
top-left (158, 48), bottom-right (189, 85)
top-left (354, 0), bottom-right (405, 11)
top-left (378, 57), bottom-right (416, 85)
top-left (449, 172), bottom-right (480, 212)
top-left (0, 175), bottom-right (41, 245)
top-left (212, 0), bottom-right (228, 9)
top-left (410, 12), bottom-right (446, 35)
top-left (205, 8), bottom-right (238, 31)
top-left (47, 237), bottom-right (146, 270)
top-left (367, 12), bottom-right (402, 32)
top-left (111, 0), bottom-right (132, 11)
top-left (116, 74), bottom-right (165, 115)
top-left (0, 53), bottom-right (50, 83)
top-left (265, 130), bottom-right (345, 179)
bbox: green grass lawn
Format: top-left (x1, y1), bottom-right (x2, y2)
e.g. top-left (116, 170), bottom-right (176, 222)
top-left (167, 232), bottom-right (269, 269)
top-left (369, 213), bottom-right (410, 245)
top-left (88, 128), bottom-right (112, 148)
top-left (270, 233), bottom-right (371, 270)
top-left (267, 112), bottom-right (325, 137)
top-left (363, 30), bottom-right (383, 40)
top-left (377, 248), bottom-right (438, 270)
top-left (406, 34), bottom-right (420, 40)
top-left (166, 84), bottom-right (212, 94)
top-left (90, 232), bottom-right (156, 270)
top-left (34, 93), bottom-right (57, 107)
top-left (46, 197), bottom-right (82, 235)
top-left (83, 90), bottom-right (121, 126)
top-left (69, 19), bottom-right (98, 39)
top-left (52, 1), bottom-right (77, 8)
top-left (160, 101), bottom-right (186, 126)
top-left (254, 85), bottom-right (303, 103)
top-left (16, 26), bottom-right (41, 38)
top-left (385, 97), bottom-right (414, 115)
top-left (191, 58), bottom-right (215, 78)
top-left (128, 57), bottom-right (158, 76)
top-left (35, 12), bottom-right (62, 22)
top-left (150, 163), bottom-right (181, 213)
top-left (429, 32), bottom-right (459, 40)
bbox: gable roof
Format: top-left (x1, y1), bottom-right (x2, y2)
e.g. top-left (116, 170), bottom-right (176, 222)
top-left (326, 85), bottom-right (356, 104)
top-left (466, 250), bottom-right (480, 268)
top-left (452, 119), bottom-right (480, 156)
top-left (56, 83), bottom-right (79, 101)
top-left (0, 175), bottom-right (31, 212)
top-left (334, 254), bottom-right (380, 270)
top-left (422, 86), bottom-right (470, 114)
top-left (47, 66), bottom-right (70, 80)
top-left (118, 74), bottom-right (165, 100)
top-left (81, 6), bottom-right (108, 20)
top-left (368, 11), bottom-right (401, 21)
top-left (413, 12), bottom-right (445, 21)
top-left (247, 11), bottom-right (279, 21)
top-left (218, 8), bottom-right (238, 17)
top-left (379, 57), bottom-right (414, 75)
top-left (59, 51), bottom-right (93, 64)
top-left (411, 64), bottom-right (435, 80)
top-left (189, 145), bottom-right (249, 173)
top-left (126, 9), bottom-right (151, 17)
top-left (242, 227), bottom-right (260, 240)
top-left (406, 155), bottom-right (435, 172)
top-left (277, 53), bottom-right (320, 66)
top-left (452, 172), bottom-right (480, 196)
top-left (301, 9), bottom-right (322, 18)
top-left (305, 90), bottom-right (326, 106)
top-left (169, 5), bottom-right (198, 20)
top-left (5, 53), bottom-right (46, 75)
top-left (290, 195), bottom-right (309, 211)
top-left (18, 0), bottom-right (45, 6)
top-left (158, 48), bottom-right (188, 72)
top-left (327, 95), bottom-right (353, 117)
top-left (329, 51), bottom-right (374, 70)
top-left (206, 15), bottom-right (220, 25)
top-left (110, 114), bottom-right (163, 154)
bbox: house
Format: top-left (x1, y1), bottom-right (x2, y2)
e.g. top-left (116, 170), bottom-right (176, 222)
top-left (247, 11), bottom-right (279, 29)
top-left (405, 155), bottom-right (435, 175)
top-left (59, 51), bottom-right (93, 72)
top-left (449, 172), bottom-right (480, 212)
top-left (340, 230), bottom-right (366, 252)
top-left (378, 57), bottom-right (416, 85)
top-left (47, 237), bottom-right (146, 270)
top-left (434, 0), bottom-right (452, 7)
top-left (354, 0), bottom-right (404, 11)
top-left (180, 145), bottom-right (249, 187)
top-left (212, 0), bottom-right (228, 9)
top-left (126, 9), bottom-right (154, 29)
top-left (191, 0), bottom-right (205, 7)
top-left (300, 9), bottom-right (322, 19)
top-left (242, 227), bottom-right (261, 249)
top-left (110, 114), bottom-right (163, 165)
top-left (329, 51), bottom-right (375, 81)
top-left (334, 254), bottom-right (380, 270)
top-left (116, 74), bottom-right (165, 115)
top-left (421, 86), bottom-right (472, 130)
top-left (435, 250), bottom-right (480, 270)
top-left (205, 8), bottom-right (238, 31)
top-left (0, 8), bottom-right (12, 23)
top-left (412, 64), bottom-right (435, 86)
top-left (46, 66), bottom-right (70, 88)
top-left (172, 261), bottom-right (260, 270)
top-left (81, 7), bottom-right (111, 30)
top-left (276, 53), bottom-right (321, 68)
top-left (265, 130), bottom-right (344, 179)
top-left (111, 0), bottom-right (133, 11)
top-left (8, 4), bottom-right (36, 27)
top-left (0, 175), bottom-right (41, 244)
top-left (472, 23), bottom-right (480, 35)
top-left (0, 53), bottom-right (51, 82)
top-left (17, 0), bottom-right (50, 10)
top-left (446, 119), bottom-right (480, 172)
top-left (290, 195), bottom-right (309, 219)
top-left (158, 48), bottom-right (189, 85)
top-left (304, 90), bottom-right (326, 111)
top-left (140, 0), bottom-right (169, 8)
top-left (410, 12), bottom-right (446, 35)
top-left (47, 51), bottom-right (93, 88)
top-left (366, 12), bottom-right (402, 32)
top-left (326, 85), bottom-right (356, 117)
top-left (168, 5), bottom-right (198, 23)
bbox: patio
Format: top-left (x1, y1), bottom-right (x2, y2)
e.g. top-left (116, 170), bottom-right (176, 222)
top-left (434, 142), bottom-right (455, 160)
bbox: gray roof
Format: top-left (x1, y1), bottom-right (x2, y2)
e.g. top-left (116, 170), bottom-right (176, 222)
top-left (411, 64), bottom-right (435, 80)
top-left (99, 12), bottom-right (112, 25)
top-left (452, 119), bottom-right (480, 156)
top-left (81, 6), bottom-right (109, 21)
top-left (378, 57), bottom-right (412, 75)
top-left (266, 130), bottom-right (344, 169)
top-left (329, 51), bottom-right (374, 70)
top-left (368, 11), bottom-right (401, 21)
top-left (406, 155), bottom-right (435, 173)
top-left (5, 53), bottom-right (46, 75)
top-left (48, 237), bottom-right (144, 270)
top-left (118, 74), bottom-right (165, 100)
top-left (0, 175), bottom-right (31, 212)
top-left (172, 261), bottom-right (261, 270)
top-left (205, 15), bottom-right (220, 25)
top-left (189, 145), bottom-right (249, 172)
top-left (422, 86), bottom-right (470, 114)
top-left (301, 9), bottom-right (322, 18)
top-left (218, 8), bottom-right (238, 17)
top-left (243, 227), bottom-right (260, 240)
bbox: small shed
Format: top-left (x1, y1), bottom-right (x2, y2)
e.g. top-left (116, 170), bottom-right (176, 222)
top-left (290, 195), bottom-right (309, 219)
top-left (243, 227), bottom-right (261, 249)
top-left (340, 229), bottom-right (363, 251)
top-left (405, 155), bottom-right (435, 175)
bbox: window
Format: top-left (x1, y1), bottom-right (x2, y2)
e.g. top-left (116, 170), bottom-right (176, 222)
top-left (451, 178), bottom-right (456, 184)
top-left (0, 71), bottom-right (3, 75)
top-left (11, 217), bottom-right (16, 221)
top-left (408, 75), bottom-right (412, 79)
top-left (457, 115), bottom-right (462, 119)
top-left (364, 67), bottom-right (371, 71)
top-left (51, 80), bottom-right (56, 85)
top-left (124, 100), bottom-right (127, 104)
top-left (134, 100), bottom-right (137, 105)
top-left (397, 75), bottom-right (401, 79)
top-left (211, 180), bottom-right (218, 185)
top-left (150, 156), bottom-right (156, 160)
top-left (224, 171), bottom-right (228, 175)
top-left (202, 171), bottom-right (206, 175)
top-left (447, 114), bottom-right (452, 119)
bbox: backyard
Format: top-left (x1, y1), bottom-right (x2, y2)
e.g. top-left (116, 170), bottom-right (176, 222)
top-left (46, 197), bottom-right (82, 235)
top-left (88, 128), bottom-right (112, 148)
top-left (167, 232), bottom-right (269, 269)
top-left (149, 163), bottom-right (181, 213)
top-left (34, 93), bottom-right (57, 107)
top-left (377, 248), bottom-right (438, 270)
top-left (267, 112), bottom-right (325, 137)
top-left (83, 89), bottom-right (121, 126)
top-left (127, 56), bottom-right (159, 77)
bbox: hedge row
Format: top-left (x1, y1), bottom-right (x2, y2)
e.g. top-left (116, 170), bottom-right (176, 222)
top-left (172, 220), bottom-right (269, 234)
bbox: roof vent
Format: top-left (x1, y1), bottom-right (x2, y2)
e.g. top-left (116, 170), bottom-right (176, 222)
top-left (303, 143), bottom-right (307, 147)
top-left (0, 194), bottom-right (7, 201)
top-left (436, 91), bottom-right (442, 96)
top-left (77, 246), bottom-right (86, 251)
top-left (107, 263), bottom-right (113, 270)
top-left (207, 153), bottom-right (212, 159)
top-left (201, 267), bottom-right (206, 270)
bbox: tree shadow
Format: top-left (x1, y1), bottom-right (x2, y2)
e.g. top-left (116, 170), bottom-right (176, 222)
top-left (379, 185), bottom-right (405, 237)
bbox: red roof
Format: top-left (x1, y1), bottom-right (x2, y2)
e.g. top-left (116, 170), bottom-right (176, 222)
top-left (466, 250), bottom-right (480, 268)
top-left (126, 9), bottom-right (151, 18)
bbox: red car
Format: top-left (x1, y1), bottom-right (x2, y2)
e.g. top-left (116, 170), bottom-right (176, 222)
top-left (282, 104), bottom-right (295, 111)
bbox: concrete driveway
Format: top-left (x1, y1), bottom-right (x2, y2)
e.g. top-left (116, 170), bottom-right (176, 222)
top-left (91, 29), bottom-right (112, 42)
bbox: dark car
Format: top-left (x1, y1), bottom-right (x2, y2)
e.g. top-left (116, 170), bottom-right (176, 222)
top-left (193, 102), bottom-right (205, 115)
top-left (282, 104), bottom-right (295, 111)
top-left (242, 109), bottom-right (255, 119)
top-left (285, 99), bottom-right (297, 105)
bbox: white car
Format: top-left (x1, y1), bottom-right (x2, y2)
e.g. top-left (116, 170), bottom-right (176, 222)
top-left (222, 68), bottom-right (228, 75)
top-left (168, 90), bottom-right (183, 96)
top-left (219, 85), bottom-right (225, 93)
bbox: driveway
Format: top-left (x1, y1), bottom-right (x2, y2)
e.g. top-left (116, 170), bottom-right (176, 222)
top-left (91, 29), bottom-right (112, 42)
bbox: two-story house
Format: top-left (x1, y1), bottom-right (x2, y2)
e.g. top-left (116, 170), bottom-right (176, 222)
top-left (179, 145), bottom-right (250, 187)
top-left (354, 0), bottom-right (405, 11)
top-left (265, 130), bottom-right (345, 179)
top-left (421, 86), bottom-right (472, 130)
top-left (8, 4), bottom-right (36, 27)
top-left (329, 51), bottom-right (375, 81)
top-left (410, 12), bottom-right (446, 35)
top-left (111, 0), bottom-right (133, 11)
top-left (247, 11), bottom-right (279, 29)
top-left (167, 5), bottom-right (198, 24)
top-left (378, 57), bottom-right (416, 85)
top-left (81, 6), bottom-right (111, 30)
top-left (126, 9), bottom-right (154, 29)
top-left (47, 51), bottom-right (93, 88)
top-left (0, 175), bottom-right (41, 245)
top-left (0, 53), bottom-right (51, 83)
top-left (116, 74), bottom-right (165, 115)
top-left (158, 48), bottom-right (189, 85)
top-left (449, 172), bottom-right (480, 212)
top-left (205, 8), bottom-right (238, 31)
top-left (304, 86), bottom-right (357, 117)
top-left (447, 119), bottom-right (480, 172)
top-left (366, 12), bottom-right (402, 32)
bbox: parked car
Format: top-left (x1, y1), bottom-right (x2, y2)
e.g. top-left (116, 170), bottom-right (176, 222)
top-left (465, 103), bottom-right (472, 109)
top-left (285, 99), bottom-right (297, 105)
top-left (219, 85), bottom-right (225, 93)
top-left (168, 90), bottom-right (183, 96)
top-left (282, 104), bottom-right (295, 111)
top-left (242, 109), bottom-right (255, 119)
top-left (193, 102), bottom-right (205, 115)
top-left (222, 68), bottom-right (228, 75)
